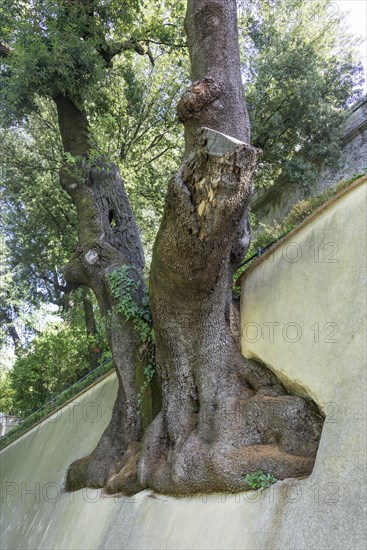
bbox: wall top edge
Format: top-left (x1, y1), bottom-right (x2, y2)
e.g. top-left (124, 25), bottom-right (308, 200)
top-left (236, 173), bottom-right (367, 285)
top-left (0, 369), bottom-right (116, 453)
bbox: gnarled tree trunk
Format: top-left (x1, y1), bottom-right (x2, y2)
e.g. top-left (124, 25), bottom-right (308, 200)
top-left (54, 95), bottom-right (157, 494)
top-left (138, 0), bottom-right (323, 494)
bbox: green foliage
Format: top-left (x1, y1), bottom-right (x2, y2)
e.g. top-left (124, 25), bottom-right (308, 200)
top-left (108, 266), bottom-right (154, 342)
top-left (0, 235), bottom-right (25, 348)
top-left (244, 470), bottom-right (277, 490)
top-left (239, 0), bottom-right (363, 190)
top-left (1, 0), bottom-right (117, 117)
top-left (0, 105), bottom-right (76, 309)
top-left (0, 371), bottom-right (16, 414)
top-left (108, 266), bottom-right (155, 401)
top-left (0, 358), bottom-right (114, 450)
top-left (0, 0), bottom-right (186, 121)
top-left (89, 45), bottom-right (187, 259)
top-left (0, 101), bottom-right (79, 360)
top-left (9, 321), bottom-right (91, 417)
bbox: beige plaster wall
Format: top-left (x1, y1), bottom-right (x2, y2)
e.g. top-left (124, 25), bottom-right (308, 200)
top-left (0, 181), bottom-right (366, 550)
top-left (0, 373), bottom-right (119, 549)
top-left (240, 180), bottom-right (367, 549)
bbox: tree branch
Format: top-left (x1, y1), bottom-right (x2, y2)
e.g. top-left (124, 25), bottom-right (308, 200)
top-left (0, 308), bottom-right (23, 353)
top-left (100, 39), bottom-right (155, 67)
top-left (0, 43), bottom-right (11, 58)
top-left (144, 39), bottom-right (187, 49)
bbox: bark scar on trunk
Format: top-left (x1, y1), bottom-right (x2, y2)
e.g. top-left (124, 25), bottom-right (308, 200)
top-left (179, 128), bottom-right (258, 242)
top-left (177, 78), bottom-right (224, 123)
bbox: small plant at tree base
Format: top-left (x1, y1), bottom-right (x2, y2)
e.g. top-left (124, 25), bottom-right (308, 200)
top-left (244, 470), bottom-right (278, 490)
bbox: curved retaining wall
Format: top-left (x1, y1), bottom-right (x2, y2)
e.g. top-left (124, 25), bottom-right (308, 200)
top-left (239, 177), bottom-right (366, 549)
top-left (0, 179), bottom-right (366, 550)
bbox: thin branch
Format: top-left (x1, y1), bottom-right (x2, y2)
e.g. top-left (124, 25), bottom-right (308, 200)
top-left (0, 43), bottom-right (11, 58)
top-left (144, 39), bottom-right (187, 49)
top-left (100, 39), bottom-right (155, 66)
top-left (133, 145), bottom-right (174, 170)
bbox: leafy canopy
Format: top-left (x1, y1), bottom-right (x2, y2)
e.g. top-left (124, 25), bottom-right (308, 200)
top-left (7, 318), bottom-right (91, 417)
top-left (239, 0), bottom-right (364, 188)
top-left (0, 0), bottom-right (186, 120)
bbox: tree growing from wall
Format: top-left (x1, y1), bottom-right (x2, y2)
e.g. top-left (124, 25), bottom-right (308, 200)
top-left (1, 0), bottom-right (323, 494)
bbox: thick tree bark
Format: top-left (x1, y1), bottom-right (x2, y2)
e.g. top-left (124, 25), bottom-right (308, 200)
top-left (54, 95), bottom-right (155, 494)
top-left (138, 0), bottom-right (323, 494)
top-left (178, 0), bottom-right (250, 151)
top-left (0, 308), bottom-right (23, 355)
top-left (82, 287), bottom-right (102, 372)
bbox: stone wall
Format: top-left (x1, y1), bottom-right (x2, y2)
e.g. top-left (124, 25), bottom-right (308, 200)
top-left (318, 94), bottom-right (367, 191)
